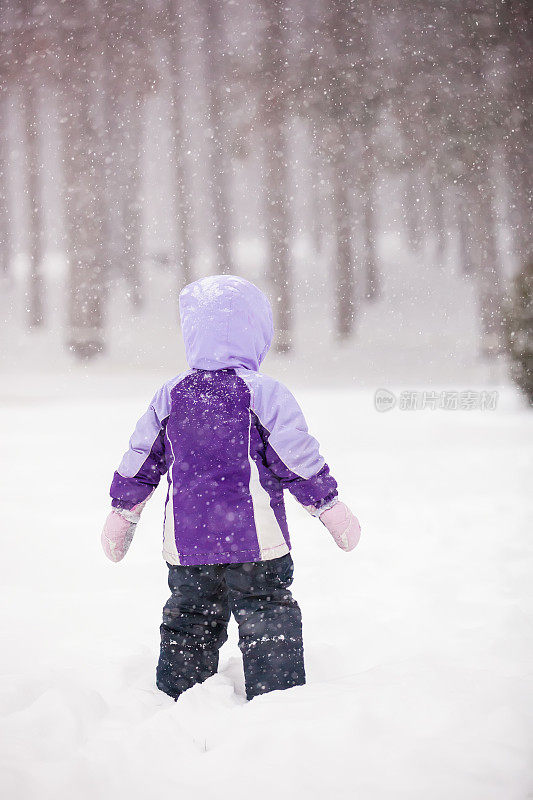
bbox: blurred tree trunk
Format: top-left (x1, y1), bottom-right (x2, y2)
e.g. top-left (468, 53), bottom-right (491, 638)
top-left (260, 0), bottom-right (292, 351)
top-left (263, 115), bottom-right (291, 351)
top-left (61, 4), bottom-right (105, 359)
top-left (455, 183), bottom-right (476, 276)
top-left (309, 123), bottom-right (327, 256)
top-left (330, 128), bottom-right (355, 337)
top-left (360, 123), bottom-right (379, 300)
top-left (121, 90), bottom-right (144, 308)
top-left (356, 0), bottom-right (380, 300)
top-left (505, 133), bottom-right (532, 269)
top-left (99, 0), bottom-right (152, 308)
top-left (323, 0), bottom-right (360, 336)
top-left (167, 0), bottom-right (193, 286)
top-left (24, 77), bottom-right (45, 326)
top-left (471, 153), bottom-right (504, 355)
top-left (299, 3), bottom-right (328, 259)
top-left (403, 169), bottom-right (423, 254)
top-left (428, 162), bottom-right (447, 264)
top-left (499, 0), bottom-right (532, 269)
top-left (19, 0), bottom-right (46, 327)
top-left (99, 28), bottom-right (120, 304)
top-left (463, 2), bottom-right (505, 356)
top-left (204, 0), bottom-right (233, 274)
top-left (0, 90), bottom-right (11, 278)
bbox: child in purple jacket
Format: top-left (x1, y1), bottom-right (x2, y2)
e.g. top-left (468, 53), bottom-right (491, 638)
top-left (102, 275), bottom-right (361, 700)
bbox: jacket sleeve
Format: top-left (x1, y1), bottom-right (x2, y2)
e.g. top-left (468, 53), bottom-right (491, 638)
top-left (110, 384), bottom-right (172, 510)
top-left (249, 375), bottom-right (338, 510)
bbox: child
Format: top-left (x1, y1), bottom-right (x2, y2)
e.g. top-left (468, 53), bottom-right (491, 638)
top-left (102, 275), bottom-right (361, 701)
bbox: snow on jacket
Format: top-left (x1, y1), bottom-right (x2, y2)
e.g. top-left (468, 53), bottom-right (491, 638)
top-left (110, 275), bottom-right (338, 566)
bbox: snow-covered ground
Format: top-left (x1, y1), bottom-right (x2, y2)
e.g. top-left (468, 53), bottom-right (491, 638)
top-left (1, 374), bottom-right (532, 800)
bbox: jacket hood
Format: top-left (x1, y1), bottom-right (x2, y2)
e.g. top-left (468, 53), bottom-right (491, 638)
top-left (179, 275), bottom-right (274, 371)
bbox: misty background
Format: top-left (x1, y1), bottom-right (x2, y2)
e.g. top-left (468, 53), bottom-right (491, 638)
top-left (0, 0), bottom-right (531, 385)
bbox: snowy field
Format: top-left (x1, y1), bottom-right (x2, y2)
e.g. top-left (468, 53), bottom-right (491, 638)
top-left (1, 372), bottom-right (532, 800)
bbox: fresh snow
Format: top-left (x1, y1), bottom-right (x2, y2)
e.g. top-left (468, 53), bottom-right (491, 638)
top-left (0, 375), bottom-right (532, 800)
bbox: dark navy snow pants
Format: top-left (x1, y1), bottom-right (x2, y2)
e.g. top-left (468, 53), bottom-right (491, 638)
top-left (156, 553), bottom-right (305, 701)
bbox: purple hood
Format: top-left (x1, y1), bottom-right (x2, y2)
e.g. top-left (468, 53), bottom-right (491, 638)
top-left (179, 275), bottom-right (274, 371)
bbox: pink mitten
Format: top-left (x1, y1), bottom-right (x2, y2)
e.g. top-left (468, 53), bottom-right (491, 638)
top-left (101, 498), bottom-right (150, 562)
top-left (319, 501), bottom-right (361, 552)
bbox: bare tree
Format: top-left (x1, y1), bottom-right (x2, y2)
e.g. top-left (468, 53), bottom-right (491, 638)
top-left (359, 122), bottom-right (379, 300)
top-left (98, 3), bottom-right (121, 306)
top-left (427, 160), bottom-right (447, 265)
top-left (60, 0), bottom-right (106, 358)
top-left (308, 123), bottom-right (329, 257)
top-left (460, 1), bottom-right (505, 355)
top-left (100, 0), bottom-right (154, 308)
top-left (320, 0), bottom-right (362, 337)
top-left (293, 5), bottom-right (330, 259)
top-left (204, 0), bottom-right (234, 274)
top-left (329, 125), bottom-right (355, 337)
top-left (23, 74), bottom-right (45, 326)
top-left (16, 1), bottom-right (48, 325)
top-left (0, 88), bottom-right (11, 279)
top-left (120, 87), bottom-right (145, 308)
top-left (471, 151), bottom-right (505, 355)
top-left (499, 0), bottom-right (533, 269)
top-left (455, 181), bottom-right (476, 276)
top-left (166, 0), bottom-right (194, 286)
top-left (259, 0), bottom-right (292, 350)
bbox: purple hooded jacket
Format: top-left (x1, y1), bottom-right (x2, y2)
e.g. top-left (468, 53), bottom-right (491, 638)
top-left (110, 275), bottom-right (338, 566)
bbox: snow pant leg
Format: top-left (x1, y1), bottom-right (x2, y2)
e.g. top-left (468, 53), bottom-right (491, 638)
top-left (226, 554), bottom-right (305, 700)
top-left (156, 563), bottom-right (230, 700)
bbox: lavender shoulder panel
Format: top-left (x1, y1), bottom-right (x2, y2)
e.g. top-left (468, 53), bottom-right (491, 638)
top-left (240, 370), bottom-right (338, 508)
top-left (236, 369), bottom-right (325, 479)
top-left (110, 371), bottom-right (191, 509)
top-left (116, 371), bottom-right (191, 478)
top-left (111, 427), bottom-right (168, 509)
